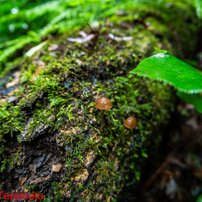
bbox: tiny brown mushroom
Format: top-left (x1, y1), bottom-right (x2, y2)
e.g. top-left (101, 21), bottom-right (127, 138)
top-left (113, 116), bottom-right (138, 152)
top-left (95, 96), bottom-right (113, 131)
top-left (123, 116), bottom-right (138, 129)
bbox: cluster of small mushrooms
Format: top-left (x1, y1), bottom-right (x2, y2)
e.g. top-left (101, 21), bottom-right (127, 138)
top-left (95, 96), bottom-right (138, 131)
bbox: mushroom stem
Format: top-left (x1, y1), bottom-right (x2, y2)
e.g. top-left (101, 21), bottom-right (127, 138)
top-left (101, 110), bottom-right (105, 131)
top-left (112, 130), bottom-right (129, 152)
top-left (119, 130), bottom-right (129, 140)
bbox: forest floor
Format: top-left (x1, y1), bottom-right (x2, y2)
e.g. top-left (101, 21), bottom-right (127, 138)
top-left (136, 101), bottom-right (202, 202)
top-left (135, 55), bottom-right (202, 202)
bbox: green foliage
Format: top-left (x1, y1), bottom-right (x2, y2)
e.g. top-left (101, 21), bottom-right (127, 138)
top-left (194, 0), bottom-right (202, 19)
top-left (131, 52), bottom-right (202, 113)
top-left (0, 0), bottom-right (135, 69)
top-left (131, 52), bottom-right (202, 94)
top-left (0, 35), bottom-right (39, 67)
top-left (177, 91), bottom-right (202, 113)
top-left (196, 194), bottom-right (202, 202)
top-left (0, 0), bottom-right (200, 73)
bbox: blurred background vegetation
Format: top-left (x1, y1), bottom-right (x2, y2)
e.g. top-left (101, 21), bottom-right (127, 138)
top-left (0, 0), bottom-right (202, 74)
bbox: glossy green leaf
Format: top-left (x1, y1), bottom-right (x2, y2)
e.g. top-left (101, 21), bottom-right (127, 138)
top-left (177, 91), bottom-right (202, 113)
top-left (130, 52), bottom-right (202, 94)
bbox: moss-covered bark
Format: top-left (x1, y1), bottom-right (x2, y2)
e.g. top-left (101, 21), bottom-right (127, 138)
top-left (0, 1), bottom-right (199, 201)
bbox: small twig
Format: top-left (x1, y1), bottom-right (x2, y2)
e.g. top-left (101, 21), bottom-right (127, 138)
top-left (144, 161), bottom-right (167, 189)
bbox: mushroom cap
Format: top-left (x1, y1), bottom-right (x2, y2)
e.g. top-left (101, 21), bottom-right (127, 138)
top-left (123, 116), bottom-right (138, 129)
top-left (95, 97), bottom-right (113, 110)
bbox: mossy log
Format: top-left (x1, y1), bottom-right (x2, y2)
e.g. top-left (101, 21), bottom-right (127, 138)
top-left (0, 1), bottom-right (199, 201)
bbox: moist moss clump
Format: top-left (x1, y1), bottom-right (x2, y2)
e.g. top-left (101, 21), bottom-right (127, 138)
top-left (0, 39), bottom-right (176, 201)
top-left (0, 1), bottom-right (199, 201)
